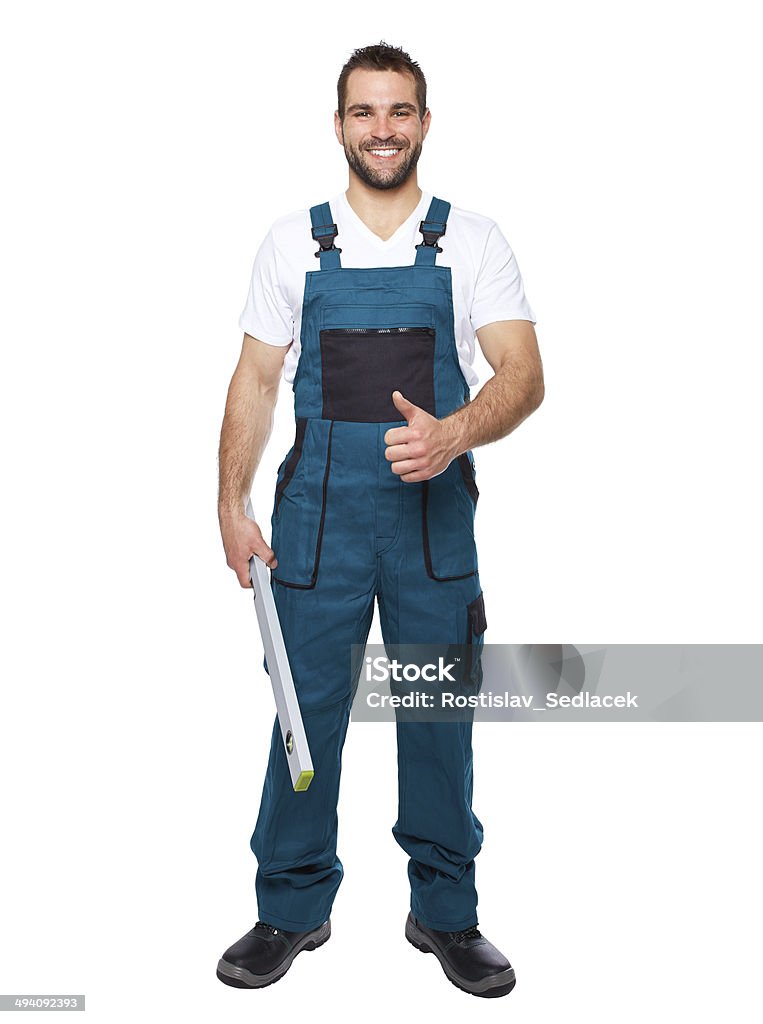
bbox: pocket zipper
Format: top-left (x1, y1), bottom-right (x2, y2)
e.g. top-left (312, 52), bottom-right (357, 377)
top-left (323, 327), bottom-right (435, 335)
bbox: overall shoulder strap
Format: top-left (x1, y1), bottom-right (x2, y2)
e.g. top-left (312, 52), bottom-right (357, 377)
top-left (309, 202), bottom-right (342, 270)
top-left (414, 197), bottom-right (451, 267)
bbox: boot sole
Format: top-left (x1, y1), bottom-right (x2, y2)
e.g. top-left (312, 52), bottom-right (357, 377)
top-left (405, 914), bottom-right (516, 998)
top-left (216, 920), bottom-right (331, 989)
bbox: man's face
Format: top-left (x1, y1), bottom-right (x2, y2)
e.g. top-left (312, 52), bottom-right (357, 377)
top-left (335, 69), bottom-right (431, 191)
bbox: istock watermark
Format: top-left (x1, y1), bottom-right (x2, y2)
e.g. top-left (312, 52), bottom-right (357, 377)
top-left (364, 655), bottom-right (458, 683)
top-left (349, 645), bottom-right (763, 722)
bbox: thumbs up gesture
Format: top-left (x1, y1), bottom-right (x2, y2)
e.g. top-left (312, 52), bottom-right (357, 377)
top-left (384, 390), bottom-right (460, 483)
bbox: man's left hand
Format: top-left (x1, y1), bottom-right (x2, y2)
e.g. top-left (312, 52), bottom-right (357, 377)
top-left (383, 390), bottom-right (461, 482)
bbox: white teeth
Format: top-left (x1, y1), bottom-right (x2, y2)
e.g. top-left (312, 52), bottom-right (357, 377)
top-left (370, 149), bottom-right (400, 157)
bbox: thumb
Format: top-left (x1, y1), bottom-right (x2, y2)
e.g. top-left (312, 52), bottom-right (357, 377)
top-left (392, 389), bottom-right (418, 421)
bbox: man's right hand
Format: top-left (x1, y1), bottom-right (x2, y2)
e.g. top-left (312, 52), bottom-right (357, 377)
top-left (220, 511), bottom-right (278, 588)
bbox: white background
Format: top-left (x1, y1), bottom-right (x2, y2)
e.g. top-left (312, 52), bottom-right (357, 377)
top-left (1, 1), bottom-right (761, 1021)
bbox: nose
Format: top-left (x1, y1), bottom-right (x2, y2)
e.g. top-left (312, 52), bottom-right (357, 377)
top-left (372, 115), bottom-right (399, 140)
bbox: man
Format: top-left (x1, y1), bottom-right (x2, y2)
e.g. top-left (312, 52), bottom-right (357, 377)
top-left (216, 42), bottom-right (543, 998)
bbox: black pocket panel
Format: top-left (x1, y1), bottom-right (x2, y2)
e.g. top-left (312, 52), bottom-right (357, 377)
top-left (463, 590), bottom-right (487, 693)
top-left (467, 591), bottom-right (487, 638)
top-left (320, 327), bottom-right (436, 421)
top-left (457, 452), bottom-right (479, 506)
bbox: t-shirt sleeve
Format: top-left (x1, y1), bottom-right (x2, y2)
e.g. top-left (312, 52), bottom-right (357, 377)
top-left (238, 228), bottom-right (294, 346)
top-left (470, 222), bottom-right (537, 332)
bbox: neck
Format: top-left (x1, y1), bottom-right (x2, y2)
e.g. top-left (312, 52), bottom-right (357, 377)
top-left (344, 174), bottom-right (423, 241)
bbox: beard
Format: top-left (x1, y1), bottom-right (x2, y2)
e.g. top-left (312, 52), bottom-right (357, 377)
top-left (342, 135), bottom-right (423, 191)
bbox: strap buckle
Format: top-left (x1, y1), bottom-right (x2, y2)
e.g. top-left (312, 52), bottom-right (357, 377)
top-left (416, 218), bottom-right (446, 252)
top-left (311, 222), bottom-right (342, 258)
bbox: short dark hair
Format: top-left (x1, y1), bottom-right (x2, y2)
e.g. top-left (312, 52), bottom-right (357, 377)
top-left (337, 42), bottom-right (427, 120)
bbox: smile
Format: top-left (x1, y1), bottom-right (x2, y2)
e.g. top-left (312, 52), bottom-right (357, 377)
top-left (367, 148), bottom-right (401, 159)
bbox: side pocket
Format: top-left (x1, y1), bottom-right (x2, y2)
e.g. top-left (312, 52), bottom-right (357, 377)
top-left (422, 455), bottom-right (479, 581)
top-left (274, 417), bottom-right (307, 518)
top-left (466, 590), bottom-right (487, 639)
top-left (464, 590), bottom-right (487, 692)
top-left (271, 421), bottom-right (333, 589)
top-left (457, 452), bottom-right (479, 506)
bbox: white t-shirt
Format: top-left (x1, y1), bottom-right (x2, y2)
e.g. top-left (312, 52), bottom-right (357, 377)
top-left (239, 189), bottom-right (536, 387)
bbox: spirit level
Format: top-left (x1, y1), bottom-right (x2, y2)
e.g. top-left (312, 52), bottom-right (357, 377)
top-left (245, 499), bottom-right (314, 792)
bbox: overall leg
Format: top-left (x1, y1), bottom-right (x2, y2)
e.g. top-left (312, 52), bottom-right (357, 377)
top-left (377, 472), bottom-right (486, 932)
top-left (250, 422), bottom-right (378, 930)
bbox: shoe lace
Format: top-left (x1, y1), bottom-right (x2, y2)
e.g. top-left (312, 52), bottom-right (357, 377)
top-left (254, 921), bottom-right (278, 935)
top-left (450, 924), bottom-right (481, 943)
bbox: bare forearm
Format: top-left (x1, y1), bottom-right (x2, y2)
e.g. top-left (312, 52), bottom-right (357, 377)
top-left (443, 354), bottom-right (544, 456)
top-left (218, 370), bottom-right (277, 522)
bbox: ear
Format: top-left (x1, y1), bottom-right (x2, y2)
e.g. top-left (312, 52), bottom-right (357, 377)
top-left (334, 110), bottom-right (344, 146)
top-left (421, 108), bottom-right (432, 141)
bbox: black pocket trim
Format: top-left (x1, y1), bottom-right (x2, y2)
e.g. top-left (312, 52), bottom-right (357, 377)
top-left (274, 417), bottom-right (307, 517)
top-left (422, 480), bottom-right (479, 582)
top-left (272, 421), bottom-right (333, 590)
top-left (457, 453), bottom-right (479, 506)
top-left (466, 591), bottom-right (487, 640)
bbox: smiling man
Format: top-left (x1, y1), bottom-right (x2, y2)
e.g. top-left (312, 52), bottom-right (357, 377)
top-left (217, 41), bottom-right (543, 997)
top-left (340, 84), bottom-right (425, 189)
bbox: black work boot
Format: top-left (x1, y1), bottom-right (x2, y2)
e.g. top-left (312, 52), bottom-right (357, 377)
top-left (216, 919), bottom-right (331, 989)
top-left (405, 912), bottom-right (516, 998)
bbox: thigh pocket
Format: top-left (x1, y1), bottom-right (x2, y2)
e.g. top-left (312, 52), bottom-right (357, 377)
top-left (271, 421), bottom-right (333, 589)
top-left (422, 452), bottom-right (479, 581)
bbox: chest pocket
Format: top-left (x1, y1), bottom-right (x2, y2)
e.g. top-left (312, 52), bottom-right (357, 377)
top-left (422, 451), bottom-right (479, 581)
top-left (319, 303), bottom-right (436, 422)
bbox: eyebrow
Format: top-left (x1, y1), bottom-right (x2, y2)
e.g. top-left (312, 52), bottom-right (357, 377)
top-left (345, 101), bottom-right (419, 114)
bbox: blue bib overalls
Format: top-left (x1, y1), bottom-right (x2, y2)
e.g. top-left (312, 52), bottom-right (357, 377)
top-left (250, 197), bottom-right (488, 933)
